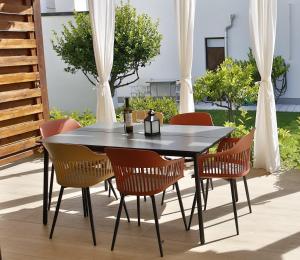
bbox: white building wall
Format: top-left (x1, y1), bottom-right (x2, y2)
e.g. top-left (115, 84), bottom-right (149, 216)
top-left (40, 0), bottom-right (300, 113)
top-left (41, 16), bottom-right (97, 112)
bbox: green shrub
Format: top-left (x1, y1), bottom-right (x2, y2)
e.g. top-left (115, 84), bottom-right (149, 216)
top-left (118, 96), bottom-right (178, 123)
top-left (50, 108), bottom-right (96, 127)
top-left (246, 49), bottom-right (290, 100)
top-left (194, 58), bottom-right (259, 122)
top-left (224, 110), bottom-right (300, 170)
top-left (224, 109), bottom-right (253, 137)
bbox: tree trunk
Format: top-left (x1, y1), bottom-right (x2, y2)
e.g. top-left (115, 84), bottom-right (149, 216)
top-left (109, 80), bottom-right (116, 97)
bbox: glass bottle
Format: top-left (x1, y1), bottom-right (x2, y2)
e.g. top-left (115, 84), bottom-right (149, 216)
top-left (123, 97), bottom-right (133, 133)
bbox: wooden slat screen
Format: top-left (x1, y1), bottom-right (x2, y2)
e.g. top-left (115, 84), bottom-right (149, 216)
top-left (0, 0), bottom-right (49, 166)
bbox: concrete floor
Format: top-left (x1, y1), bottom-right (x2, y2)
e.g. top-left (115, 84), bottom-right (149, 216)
top-left (0, 157), bottom-right (300, 259)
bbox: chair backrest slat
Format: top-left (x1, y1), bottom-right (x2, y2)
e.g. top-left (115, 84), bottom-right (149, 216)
top-left (105, 148), bottom-right (184, 196)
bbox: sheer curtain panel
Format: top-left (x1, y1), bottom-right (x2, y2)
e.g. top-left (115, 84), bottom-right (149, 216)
top-left (88, 0), bottom-right (116, 124)
top-left (249, 0), bottom-right (280, 172)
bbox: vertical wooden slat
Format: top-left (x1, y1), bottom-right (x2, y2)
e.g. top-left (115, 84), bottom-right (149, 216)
top-left (0, 0), bottom-right (49, 165)
top-left (32, 0), bottom-right (49, 120)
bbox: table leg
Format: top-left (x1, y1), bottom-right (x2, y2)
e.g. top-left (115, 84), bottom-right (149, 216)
top-left (193, 154), bottom-right (205, 244)
top-left (43, 150), bottom-right (49, 225)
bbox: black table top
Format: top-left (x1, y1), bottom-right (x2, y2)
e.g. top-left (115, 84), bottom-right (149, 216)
top-left (43, 123), bottom-right (234, 157)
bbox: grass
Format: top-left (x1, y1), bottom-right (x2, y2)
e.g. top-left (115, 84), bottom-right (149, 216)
top-left (198, 110), bottom-right (300, 134)
top-left (198, 109), bottom-right (300, 169)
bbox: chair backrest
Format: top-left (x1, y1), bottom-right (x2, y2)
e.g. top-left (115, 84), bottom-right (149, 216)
top-left (40, 118), bottom-right (81, 138)
top-left (231, 129), bottom-right (255, 154)
top-left (225, 129), bottom-right (255, 176)
top-left (198, 129), bottom-right (255, 178)
top-left (44, 143), bottom-right (113, 188)
top-left (105, 148), bottom-right (184, 195)
top-left (170, 112), bottom-right (213, 126)
top-left (132, 110), bottom-right (164, 125)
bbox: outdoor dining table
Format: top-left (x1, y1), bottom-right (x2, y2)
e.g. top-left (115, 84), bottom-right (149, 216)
top-left (42, 122), bottom-right (234, 245)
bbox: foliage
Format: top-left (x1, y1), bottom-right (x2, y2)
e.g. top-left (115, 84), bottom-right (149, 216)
top-left (247, 49), bottom-right (290, 101)
top-left (52, 2), bottom-right (162, 96)
top-left (224, 109), bottom-right (253, 137)
top-left (128, 96), bottom-right (178, 123)
top-left (223, 110), bottom-right (300, 170)
top-left (194, 58), bottom-right (259, 121)
top-left (50, 108), bottom-right (96, 127)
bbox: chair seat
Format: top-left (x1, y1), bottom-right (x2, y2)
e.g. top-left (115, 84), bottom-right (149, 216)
top-left (120, 173), bottom-right (181, 196)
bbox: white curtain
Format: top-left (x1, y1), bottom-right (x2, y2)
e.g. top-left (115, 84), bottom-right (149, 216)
top-left (175, 0), bottom-right (196, 113)
top-left (88, 0), bottom-right (116, 124)
top-left (249, 0), bottom-right (280, 172)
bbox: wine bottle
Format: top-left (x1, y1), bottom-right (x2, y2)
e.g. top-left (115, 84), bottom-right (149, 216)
top-left (123, 97), bottom-right (133, 133)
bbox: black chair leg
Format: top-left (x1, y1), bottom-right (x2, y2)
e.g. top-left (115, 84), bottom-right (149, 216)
top-left (137, 196), bottom-right (141, 226)
top-left (104, 180), bottom-right (108, 191)
top-left (161, 190), bottom-right (166, 205)
top-left (174, 182), bottom-right (187, 230)
top-left (48, 164), bottom-right (55, 210)
top-left (150, 196), bottom-right (163, 257)
top-left (86, 188), bottom-right (97, 246)
top-left (210, 178), bottom-right (214, 190)
top-left (82, 188), bottom-right (88, 217)
top-left (234, 180), bottom-right (239, 202)
top-left (123, 197), bottom-right (130, 223)
top-left (49, 186), bottom-right (64, 239)
top-left (243, 176), bottom-right (252, 213)
top-left (230, 180), bottom-right (239, 235)
top-left (107, 178), bottom-right (118, 200)
top-left (187, 192), bottom-right (196, 230)
top-left (200, 179), bottom-right (206, 202)
top-left (204, 179), bottom-right (210, 210)
top-left (144, 196), bottom-right (147, 202)
top-left (111, 194), bottom-right (125, 251)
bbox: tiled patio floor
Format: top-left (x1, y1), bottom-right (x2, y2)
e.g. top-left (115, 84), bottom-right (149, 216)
top-left (0, 157), bottom-right (300, 259)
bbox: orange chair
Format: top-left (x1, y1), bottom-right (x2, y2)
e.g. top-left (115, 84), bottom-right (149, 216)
top-left (40, 119), bottom-right (81, 210)
top-left (161, 112), bottom-right (214, 205)
top-left (105, 148), bottom-right (187, 257)
top-left (44, 143), bottom-right (130, 246)
top-left (188, 129), bottom-right (255, 235)
top-left (170, 112), bottom-right (213, 126)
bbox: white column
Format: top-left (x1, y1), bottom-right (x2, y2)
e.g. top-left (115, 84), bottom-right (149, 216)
top-left (249, 0), bottom-right (280, 172)
top-left (88, 0), bottom-right (117, 124)
top-left (175, 0), bottom-right (196, 113)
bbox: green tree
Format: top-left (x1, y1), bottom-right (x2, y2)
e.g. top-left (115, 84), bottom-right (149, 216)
top-left (52, 2), bottom-right (162, 96)
top-left (194, 58), bottom-right (259, 121)
top-left (246, 49), bottom-right (290, 101)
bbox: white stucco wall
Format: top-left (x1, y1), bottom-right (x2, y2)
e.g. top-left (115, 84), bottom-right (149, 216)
top-left (40, 0), bottom-right (300, 113)
top-left (41, 16), bottom-right (97, 112)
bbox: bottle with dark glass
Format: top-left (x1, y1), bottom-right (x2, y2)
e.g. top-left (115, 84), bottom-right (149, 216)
top-left (123, 97), bottom-right (133, 133)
